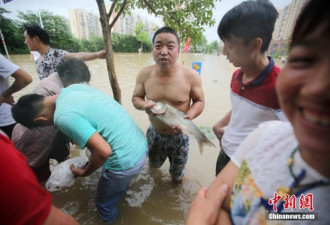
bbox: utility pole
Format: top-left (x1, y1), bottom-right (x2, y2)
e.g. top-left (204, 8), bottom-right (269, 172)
top-left (38, 10), bottom-right (44, 28)
top-left (0, 27), bottom-right (10, 59)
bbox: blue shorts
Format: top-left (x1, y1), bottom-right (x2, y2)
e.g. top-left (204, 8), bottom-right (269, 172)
top-left (94, 151), bottom-right (147, 222)
top-left (147, 125), bottom-right (189, 181)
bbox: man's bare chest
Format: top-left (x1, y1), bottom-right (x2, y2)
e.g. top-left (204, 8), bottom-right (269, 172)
top-left (144, 77), bottom-right (190, 103)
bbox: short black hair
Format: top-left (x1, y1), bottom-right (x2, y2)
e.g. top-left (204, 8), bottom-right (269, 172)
top-left (152, 26), bottom-right (180, 45)
top-left (57, 58), bottom-right (91, 86)
top-left (12, 94), bottom-right (45, 129)
top-left (24, 24), bottom-right (50, 45)
top-left (217, 0), bottom-right (278, 53)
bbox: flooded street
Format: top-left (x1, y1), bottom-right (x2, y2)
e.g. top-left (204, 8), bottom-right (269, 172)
top-left (10, 53), bottom-right (235, 224)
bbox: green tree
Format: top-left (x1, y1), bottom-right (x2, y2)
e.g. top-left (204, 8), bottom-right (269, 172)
top-left (191, 34), bottom-right (207, 53)
top-left (1, 7), bottom-right (105, 54)
top-left (90, 33), bottom-right (105, 51)
top-left (206, 40), bottom-right (219, 53)
top-left (111, 33), bottom-right (136, 52)
top-left (96, 0), bottom-right (219, 103)
top-left (69, 37), bottom-right (87, 52)
top-left (17, 10), bottom-right (73, 49)
top-left (134, 21), bottom-right (150, 52)
top-left (0, 7), bottom-right (26, 54)
top-left (81, 38), bottom-right (96, 52)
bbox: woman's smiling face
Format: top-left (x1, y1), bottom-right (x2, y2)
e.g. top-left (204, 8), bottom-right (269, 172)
top-left (276, 22), bottom-right (330, 153)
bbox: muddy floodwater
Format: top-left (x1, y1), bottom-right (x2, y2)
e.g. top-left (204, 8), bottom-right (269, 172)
top-left (9, 53), bottom-right (272, 224)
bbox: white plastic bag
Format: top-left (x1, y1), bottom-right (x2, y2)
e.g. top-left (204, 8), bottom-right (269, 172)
top-left (45, 157), bottom-right (87, 192)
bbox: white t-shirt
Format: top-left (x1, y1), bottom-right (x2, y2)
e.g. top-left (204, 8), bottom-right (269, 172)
top-left (231, 121), bottom-right (330, 225)
top-left (30, 51), bottom-right (40, 63)
top-left (0, 54), bottom-right (19, 126)
top-left (221, 61), bottom-right (287, 157)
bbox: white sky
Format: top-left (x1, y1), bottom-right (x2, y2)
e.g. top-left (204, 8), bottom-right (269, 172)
top-left (1, 0), bottom-right (292, 43)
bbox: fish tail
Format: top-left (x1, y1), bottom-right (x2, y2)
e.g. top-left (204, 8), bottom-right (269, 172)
top-left (197, 135), bottom-right (216, 154)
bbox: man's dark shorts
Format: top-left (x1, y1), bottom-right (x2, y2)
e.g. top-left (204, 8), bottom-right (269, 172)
top-left (147, 126), bottom-right (189, 181)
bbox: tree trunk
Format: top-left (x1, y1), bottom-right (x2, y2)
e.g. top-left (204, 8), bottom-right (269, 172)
top-left (96, 0), bottom-right (122, 104)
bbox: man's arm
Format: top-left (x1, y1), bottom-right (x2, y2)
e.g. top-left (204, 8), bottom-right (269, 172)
top-left (70, 132), bottom-right (111, 177)
top-left (186, 70), bottom-right (205, 120)
top-left (0, 68), bottom-right (32, 105)
top-left (208, 122), bottom-right (266, 212)
top-left (44, 205), bottom-right (78, 225)
top-left (132, 69), bottom-right (155, 113)
top-left (185, 162), bottom-right (238, 225)
top-left (65, 50), bottom-right (106, 61)
top-left (207, 161), bottom-right (238, 211)
top-left (185, 185), bottom-right (232, 225)
top-left (213, 110), bottom-right (232, 141)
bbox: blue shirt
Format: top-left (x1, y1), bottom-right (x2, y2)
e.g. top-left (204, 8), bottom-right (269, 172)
top-left (54, 84), bottom-right (147, 171)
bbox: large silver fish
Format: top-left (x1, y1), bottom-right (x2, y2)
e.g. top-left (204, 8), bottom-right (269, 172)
top-left (151, 101), bottom-right (215, 153)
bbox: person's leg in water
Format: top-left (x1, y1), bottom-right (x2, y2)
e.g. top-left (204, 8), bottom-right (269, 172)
top-left (168, 133), bottom-right (189, 182)
top-left (147, 125), bottom-right (168, 169)
top-left (94, 152), bottom-right (146, 223)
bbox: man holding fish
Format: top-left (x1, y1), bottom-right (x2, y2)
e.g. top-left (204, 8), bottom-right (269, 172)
top-left (132, 27), bottom-right (206, 182)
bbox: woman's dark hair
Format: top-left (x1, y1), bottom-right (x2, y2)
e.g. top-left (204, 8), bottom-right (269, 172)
top-left (57, 58), bottom-right (91, 85)
top-left (290, 0), bottom-right (330, 49)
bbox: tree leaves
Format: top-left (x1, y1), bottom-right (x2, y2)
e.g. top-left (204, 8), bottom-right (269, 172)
top-left (107, 0), bottom-right (219, 44)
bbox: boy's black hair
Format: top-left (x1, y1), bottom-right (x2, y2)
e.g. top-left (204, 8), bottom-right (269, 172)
top-left (152, 26), bottom-right (180, 45)
top-left (12, 94), bottom-right (45, 129)
top-left (217, 0), bottom-right (278, 53)
top-left (24, 24), bottom-right (50, 45)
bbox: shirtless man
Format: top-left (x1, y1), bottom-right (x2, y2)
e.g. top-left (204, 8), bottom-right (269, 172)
top-left (132, 27), bottom-right (205, 182)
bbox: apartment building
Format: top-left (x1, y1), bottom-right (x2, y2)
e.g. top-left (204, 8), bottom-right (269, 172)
top-left (269, 0), bottom-right (308, 56)
top-left (69, 8), bottom-right (158, 40)
top-left (112, 11), bottom-right (158, 38)
top-left (69, 9), bottom-right (102, 39)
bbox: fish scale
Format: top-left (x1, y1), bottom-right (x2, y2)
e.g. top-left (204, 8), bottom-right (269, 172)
top-left (151, 101), bottom-right (216, 154)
